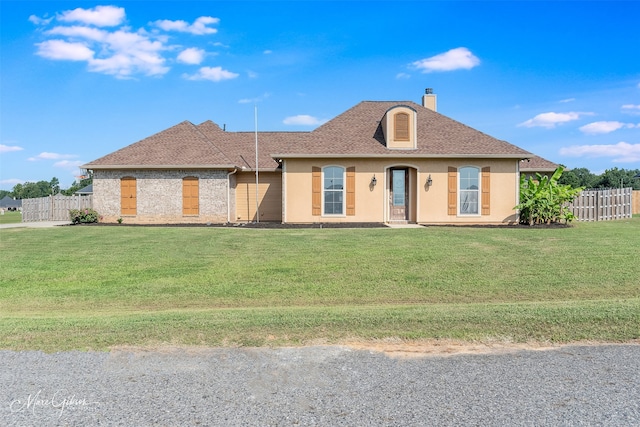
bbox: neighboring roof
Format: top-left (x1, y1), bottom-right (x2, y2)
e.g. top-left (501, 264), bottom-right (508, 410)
top-left (75, 184), bottom-right (93, 194)
top-left (0, 196), bottom-right (21, 208)
top-left (84, 100), bottom-right (533, 171)
top-left (519, 155), bottom-right (559, 172)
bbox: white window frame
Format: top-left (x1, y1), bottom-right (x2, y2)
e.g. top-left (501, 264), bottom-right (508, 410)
top-left (459, 166), bottom-right (480, 216)
top-left (322, 165), bottom-right (345, 216)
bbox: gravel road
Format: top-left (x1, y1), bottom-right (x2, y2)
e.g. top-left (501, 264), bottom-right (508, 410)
top-left (2, 344), bottom-right (639, 426)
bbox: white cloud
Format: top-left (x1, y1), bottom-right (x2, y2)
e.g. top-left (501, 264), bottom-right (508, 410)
top-left (283, 115), bottom-right (326, 126)
top-left (47, 25), bottom-right (107, 41)
top-left (37, 27), bottom-right (168, 77)
top-left (579, 121), bottom-right (627, 135)
top-left (183, 66), bottom-right (239, 82)
top-left (0, 179), bottom-right (24, 186)
top-left (36, 39), bottom-right (94, 61)
top-left (263, 50), bottom-right (273, 55)
top-left (560, 142), bottom-right (640, 163)
top-left (396, 72), bottom-right (411, 80)
top-left (518, 112), bottom-right (591, 129)
top-left (0, 144), bottom-right (24, 154)
top-left (29, 15), bottom-right (53, 26)
top-left (622, 104), bottom-right (640, 115)
top-left (177, 47), bottom-right (205, 64)
top-left (153, 16), bottom-right (219, 35)
top-left (411, 47), bottom-right (480, 73)
top-left (28, 152), bottom-right (78, 161)
top-left (559, 98), bottom-right (575, 103)
top-left (33, 7), bottom-right (228, 80)
top-left (238, 93), bottom-right (271, 104)
top-left (57, 5), bottom-right (125, 27)
top-left (54, 160), bottom-right (85, 170)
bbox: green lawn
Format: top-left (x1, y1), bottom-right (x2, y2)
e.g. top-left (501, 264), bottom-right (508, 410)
top-left (1, 219), bottom-right (639, 351)
top-left (0, 211), bottom-right (22, 224)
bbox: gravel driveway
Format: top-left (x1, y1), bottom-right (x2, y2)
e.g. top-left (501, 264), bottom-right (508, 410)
top-left (2, 344), bottom-right (639, 426)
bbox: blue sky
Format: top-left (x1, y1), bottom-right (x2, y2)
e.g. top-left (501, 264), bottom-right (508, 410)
top-left (1, 1), bottom-right (639, 190)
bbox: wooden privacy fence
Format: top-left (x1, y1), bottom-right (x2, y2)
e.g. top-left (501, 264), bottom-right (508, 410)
top-left (22, 194), bottom-right (93, 222)
top-left (567, 188), bottom-right (633, 221)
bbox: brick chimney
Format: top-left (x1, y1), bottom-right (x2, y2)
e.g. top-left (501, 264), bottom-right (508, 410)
top-left (422, 88), bottom-right (437, 112)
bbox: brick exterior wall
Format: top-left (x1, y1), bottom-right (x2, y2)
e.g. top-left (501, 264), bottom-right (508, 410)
top-left (93, 169), bottom-right (231, 224)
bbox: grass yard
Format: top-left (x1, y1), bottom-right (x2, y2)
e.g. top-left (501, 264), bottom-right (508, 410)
top-left (0, 211), bottom-right (22, 224)
top-left (1, 219), bottom-right (639, 351)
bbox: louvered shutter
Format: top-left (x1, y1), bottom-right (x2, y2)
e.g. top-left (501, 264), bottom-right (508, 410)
top-left (395, 113), bottom-right (410, 141)
top-left (346, 166), bottom-right (355, 216)
top-left (481, 167), bottom-right (490, 215)
top-left (312, 167), bottom-right (321, 215)
top-left (448, 167), bottom-right (457, 215)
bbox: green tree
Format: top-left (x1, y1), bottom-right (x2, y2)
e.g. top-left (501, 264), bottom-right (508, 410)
top-left (11, 180), bottom-right (54, 199)
top-left (62, 175), bottom-right (93, 196)
top-left (558, 167), bottom-right (597, 188)
top-left (594, 167), bottom-right (640, 190)
top-left (50, 177), bottom-right (60, 194)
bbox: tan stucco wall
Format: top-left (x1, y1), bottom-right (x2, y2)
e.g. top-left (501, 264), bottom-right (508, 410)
top-left (93, 169), bottom-right (230, 224)
top-left (381, 106), bottom-right (417, 149)
top-left (283, 158), bottom-right (519, 224)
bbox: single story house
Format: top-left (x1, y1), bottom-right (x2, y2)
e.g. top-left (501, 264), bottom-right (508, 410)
top-left (84, 90), bottom-right (537, 225)
top-left (74, 184), bottom-right (94, 195)
top-left (0, 195), bottom-right (22, 212)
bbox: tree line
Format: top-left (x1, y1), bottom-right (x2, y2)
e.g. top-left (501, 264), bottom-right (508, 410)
top-left (558, 167), bottom-right (640, 190)
top-left (0, 175), bottom-right (93, 200)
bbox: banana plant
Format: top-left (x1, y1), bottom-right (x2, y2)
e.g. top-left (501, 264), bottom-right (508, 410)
top-left (515, 166), bottom-right (584, 225)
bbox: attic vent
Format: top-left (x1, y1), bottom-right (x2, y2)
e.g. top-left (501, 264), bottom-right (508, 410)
top-left (394, 113), bottom-right (410, 141)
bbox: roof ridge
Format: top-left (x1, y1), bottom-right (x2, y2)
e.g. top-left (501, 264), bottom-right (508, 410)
top-left (190, 121), bottom-right (235, 166)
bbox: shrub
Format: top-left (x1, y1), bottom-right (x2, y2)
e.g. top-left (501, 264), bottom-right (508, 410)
top-left (515, 166), bottom-right (584, 225)
top-left (70, 208), bottom-right (100, 224)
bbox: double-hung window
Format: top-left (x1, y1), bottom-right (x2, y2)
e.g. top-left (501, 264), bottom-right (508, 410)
top-left (459, 167), bottom-right (479, 215)
top-left (323, 166), bottom-right (344, 215)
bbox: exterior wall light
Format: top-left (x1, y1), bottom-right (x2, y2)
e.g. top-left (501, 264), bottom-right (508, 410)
top-left (426, 174), bottom-right (433, 186)
top-left (371, 175), bottom-right (377, 186)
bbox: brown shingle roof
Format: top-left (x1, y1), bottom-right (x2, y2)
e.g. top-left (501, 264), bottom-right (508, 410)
top-left (84, 100), bottom-right (533, 170)
top-left (519, 155), bottom-right (559, 172)
top-left (274, 101), bottom-right (532, 158)
top-left (84, 121), bottom-right (235, 168)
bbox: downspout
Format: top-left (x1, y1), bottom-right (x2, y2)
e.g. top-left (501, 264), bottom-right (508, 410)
top-left (227, 168), bottom-right (238, 223)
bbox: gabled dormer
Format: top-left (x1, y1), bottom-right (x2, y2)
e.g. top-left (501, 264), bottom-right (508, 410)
top-left (381, 105), bottom-right (417, 149)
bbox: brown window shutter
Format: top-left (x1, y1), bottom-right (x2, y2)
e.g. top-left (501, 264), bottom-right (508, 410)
top-left (182, 177), bottom-right (199, 215)
top-left (395, 113), bottom-right (410, 141)
top-left (312, 167), bottom-right (321, 215)
top-left (121, 177), bottom-right (136, 215)
top-left (481, 167), bottom-right (490, 215)
top-left (346, 166), bottom-right (356, 216)
top-left (448, 167), bottom-right (457, 215)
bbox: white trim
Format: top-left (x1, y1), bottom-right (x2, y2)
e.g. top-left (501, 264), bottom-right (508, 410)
top-left (321, 165), bottom-right (346, 217)
top-left (458, 166), bottom-right (481, 216)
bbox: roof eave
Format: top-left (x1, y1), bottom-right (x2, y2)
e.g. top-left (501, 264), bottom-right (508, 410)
top-left (272, 153), bottom-right (530, 159)
top-left (82, 164), bottom-right (238, 170)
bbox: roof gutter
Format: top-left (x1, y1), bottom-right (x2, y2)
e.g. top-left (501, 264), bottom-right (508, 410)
top-left (82, 164), bottom-right (238, 170)
top-left (271, 153), bottom-right (532, 160)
